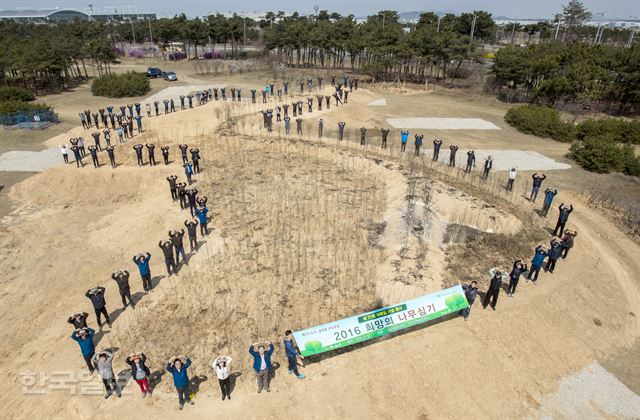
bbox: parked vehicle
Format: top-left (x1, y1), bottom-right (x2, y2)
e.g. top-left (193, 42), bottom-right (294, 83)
top-left (146, 67), bottom-right (162, 78)
top-left (163, 71), bottom-right (178, 81)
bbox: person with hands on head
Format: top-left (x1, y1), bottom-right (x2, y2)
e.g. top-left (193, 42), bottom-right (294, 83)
top-left (85, 286), bottom-right (111, 329)
top-left (195, 206), bottom-right (209, 236)
top-left (530, 173), bottom-right (547, 202)
top-left (507, 259), bottom-right (528, 297)
top-left (527, 244), bottom-right (548, 284)
top-left (111, 270), bottom-right (135, 309)
top-left (92, 350), bottom-right (120, 399)
top-left (67, 312), bottom-right (89, 329)
top-left (166, 355), bottom-right (194, 410)
top-left (249, 341), bottom-right (274, 393)
top-left (126, 352), bottom-right (152, 398)
top-left (132, 252), bottom-right (152, 291)
top-left (554, 203), bottom-right (573, 237)
top-left (284, 330), bottom-right (305, 379)
top-left (71, 327), bottom-right (96, 374)
top-left (212, 356), bottom-right (233, 400)
top-left (167, 175), bottom-right (178, 201)
top-left (169, 229), bottom-right (187, 265)
top-left (159, 240), bottom-right (177, 276)
top-left (184, 219), bottom-right (199, 251)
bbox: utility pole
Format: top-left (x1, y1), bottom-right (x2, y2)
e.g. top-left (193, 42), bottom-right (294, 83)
top-left (382, 14), bottom-right (385, 29)
top-left (510, 22), bottom-right (517, 44)
top-left (437, 14), bottom-right (442, 33)
top-left (130, 19), bottom-right (136, 45)
top-left (243, 17), bottom-right (246, 47)
top-left (470, 14), bottom-right (477, 42)
top-left (148, 18), bottom-right (153, 44)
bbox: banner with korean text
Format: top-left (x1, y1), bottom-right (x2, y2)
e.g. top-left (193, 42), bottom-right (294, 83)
top-left (293, 285), bottom-right (469, 356)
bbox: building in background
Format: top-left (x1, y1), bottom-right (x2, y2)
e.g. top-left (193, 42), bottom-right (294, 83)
top-left (0, 7), bottom-right (156, 23)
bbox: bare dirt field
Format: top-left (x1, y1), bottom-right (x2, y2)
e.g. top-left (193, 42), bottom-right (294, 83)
top-left (0, 59), bottom-right (639, 419)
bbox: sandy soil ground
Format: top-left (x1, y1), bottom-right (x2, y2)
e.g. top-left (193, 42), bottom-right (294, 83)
top-left (0, 62), bottom-right (639, 419)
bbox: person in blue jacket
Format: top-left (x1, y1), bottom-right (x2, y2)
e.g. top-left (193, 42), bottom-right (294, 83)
top-left (527, 244), bottom-right (548, 283)
top-left (400, 130), bottom-right (409, 152)
top-left (166, 355), bottom-right (194, 410)
top-left (284, 330), bottom-right (305, 379)
top-left (71, 327), bottom-right (96, 374)
top-left (249, 341), bottom-right (274, 393)
top-left (184, 162), bottom-right (194, 185)
top-left (195, 207), bottom-right (209, 236)
top-left (546, 238), bottom-right (563, 273)
top-left (414, 134), bottom-right (423, 156)
top-left (541, 188), bottom-right (558, 217)
top-left (133, 252), bottom-right (152, 291)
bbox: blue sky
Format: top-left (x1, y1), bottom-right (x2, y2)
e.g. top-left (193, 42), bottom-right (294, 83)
top-left (0, 0), bottom-right (638, 19)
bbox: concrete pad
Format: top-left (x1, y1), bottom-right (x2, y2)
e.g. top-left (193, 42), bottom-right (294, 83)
top-left (387, 117), bottom-right (501, 130)
top-left (0, 148), bottom-right (61, 172)
top-left (534, 362), bottom-right (640, 419)
top-left (368, 98), bottom-right (387, 106)
top-left (430, 149), bottom-right (570, 171)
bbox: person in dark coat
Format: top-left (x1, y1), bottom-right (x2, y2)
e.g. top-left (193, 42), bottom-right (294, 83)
top-left (67, 312), bottom-right (89, 329)
top-left (159, 240), bottom-right (176, 276)
top-left (507, 259), bottom-right (528, 297)
top-left (553, 203), bottom-right (573, 237)
top-left (561, 229), bottom-right (577, 259)
top-left (111, 270), bottom-right (135, 309)
top-left (85, 287), bottom-right (111, 328)
top-left (460, 281), bottom-right (478, 321)
top-left (483, 268), bottom-right (505, 311)
top-left (546, 238), bottom-right (563, 273)
top-left (126, 352), bottom-right (152, 397)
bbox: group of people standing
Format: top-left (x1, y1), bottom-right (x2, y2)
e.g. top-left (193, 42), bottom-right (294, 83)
top-left (461, 177), bottom-right (578, 317)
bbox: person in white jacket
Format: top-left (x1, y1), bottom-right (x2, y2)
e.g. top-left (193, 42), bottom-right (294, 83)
top-left (212, 356), bottom-right (232, 400)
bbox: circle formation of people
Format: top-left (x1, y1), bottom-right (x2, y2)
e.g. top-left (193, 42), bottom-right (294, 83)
top-left (67, 75), bottom-right (576, 410)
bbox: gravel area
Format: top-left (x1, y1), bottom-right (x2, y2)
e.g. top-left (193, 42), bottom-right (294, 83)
top-left (0, 149), bottom-right (61, 172)
top-left (535, 362), bottom-right (640, 419)
top-left (432, 149), bottom-right (571, 171)
top-left (387, 117), bottom-right (501, 130)
top-left (368, 98), bottom-right (387, 106)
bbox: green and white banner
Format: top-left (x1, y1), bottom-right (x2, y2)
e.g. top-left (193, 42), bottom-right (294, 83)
top-left (293, 285), bottom-right (469, 357)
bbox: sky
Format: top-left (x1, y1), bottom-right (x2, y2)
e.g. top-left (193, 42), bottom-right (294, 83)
top-left (0, 0), bottom-right (638, 19)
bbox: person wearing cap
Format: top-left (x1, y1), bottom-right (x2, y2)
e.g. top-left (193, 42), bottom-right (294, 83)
top-left (92, 350), bottom-right (120, 399)
top-left (126, 352), bottom-right (152, 397)
top-left (483, 268), bottom-right (505, 311)
top-left (132, 252), bottom-right (152, 291)
top-left (85, 286), bottom-right (111, 329)
top-left (212, 356), bottom-right (233, 400)
top-left (166, 355), bottom-right (193, 410)
top-left (67, 312), bottom-right (89, 329)
top-left (249, 341), bottom-right (274, 393)
top-left (284, 330), bottom-right (305, 379)
top-left (70, 327), bottom-right (96, 374)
